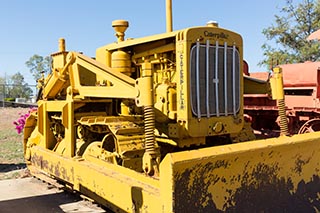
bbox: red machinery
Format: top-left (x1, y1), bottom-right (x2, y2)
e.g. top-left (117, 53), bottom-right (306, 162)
top-left (244, 61), bottom-right (320, 137)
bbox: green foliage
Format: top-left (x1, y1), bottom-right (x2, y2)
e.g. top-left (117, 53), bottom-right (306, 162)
top-left (260, 0), bottom-right (320, 68)
top-left (7, 73), bottom-right (33, 99)
top-left (0, 134), bottom-right (24, 162)
top-left (25, 54), bottom-right (51, 81)
top-left (0, 77), bottom-right (5, 84)
top-left (0, 77), bottom-right (5, 98)
top-left (4, 98), bottom-right (15, 102)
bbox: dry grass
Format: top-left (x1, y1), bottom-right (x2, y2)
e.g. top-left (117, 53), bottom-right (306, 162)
top-left (0, 107), bottom-right (30, 179)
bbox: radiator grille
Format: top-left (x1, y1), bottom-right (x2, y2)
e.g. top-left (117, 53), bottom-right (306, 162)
top-left (190, 40), bottom-right (240, 118)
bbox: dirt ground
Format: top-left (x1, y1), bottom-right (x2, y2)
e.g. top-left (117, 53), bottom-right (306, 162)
top-left (0, 177), bottom-right (106, 213)
top-left (0, 107), bottom-right (108, 212)
top-left (0, 107), bottom-right (30, 180)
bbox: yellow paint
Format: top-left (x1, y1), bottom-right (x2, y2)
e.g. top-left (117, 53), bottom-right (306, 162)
top-left (270, 66), bottom-right (285, 100)
top-left (23, 2), bottom-right (320, 211)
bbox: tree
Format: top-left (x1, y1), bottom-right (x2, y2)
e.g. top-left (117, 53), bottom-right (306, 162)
top-left (0, 77), bottom-right (5, 100)
top-left (0, 77), bottom-right (5, 84)
top-left (260, 0), bottom-right (320, 68)
top-left (7, 72), bottom-right (33, 99)
top-left (25, 54), bottom-right (51, 82)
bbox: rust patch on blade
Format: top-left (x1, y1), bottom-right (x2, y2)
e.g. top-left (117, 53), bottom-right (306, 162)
top-left (225, 166), bottom-right (320, 212)
top-left (174, 161), bottom-right (320, 212)
top-left (293, 154), bottom-right (311, 175)
top-left (174, 160), bottom-right (230, 212)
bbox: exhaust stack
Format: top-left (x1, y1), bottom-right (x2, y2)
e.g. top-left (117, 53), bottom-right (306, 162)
top-left (166, 0), bottom-right (172, 32)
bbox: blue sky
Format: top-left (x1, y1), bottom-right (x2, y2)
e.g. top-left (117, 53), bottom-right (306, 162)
top-left (0, 0), bottom-right (297, 85)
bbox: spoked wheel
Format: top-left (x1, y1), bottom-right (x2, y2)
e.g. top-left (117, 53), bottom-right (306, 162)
top-left (298, 119), bottom-right (320, 134)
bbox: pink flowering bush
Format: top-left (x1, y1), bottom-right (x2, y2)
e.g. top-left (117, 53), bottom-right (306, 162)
top-left (13, 108), bottom-right (37, 134)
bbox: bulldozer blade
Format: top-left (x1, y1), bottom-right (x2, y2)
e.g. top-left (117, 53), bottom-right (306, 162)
top-left (160, 132), bottom-right (320, 212)
top-left (27, 131), bottom-right (320, 212)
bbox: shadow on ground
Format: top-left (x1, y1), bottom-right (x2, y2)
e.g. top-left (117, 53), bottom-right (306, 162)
top-left (0, 191), bottom-right (81, 213)
top-left (0, 163), bottom-right (26, 173)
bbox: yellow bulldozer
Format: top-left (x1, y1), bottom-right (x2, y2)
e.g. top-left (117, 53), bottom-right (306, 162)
top-left (23, 1), bottom-right (320, 212)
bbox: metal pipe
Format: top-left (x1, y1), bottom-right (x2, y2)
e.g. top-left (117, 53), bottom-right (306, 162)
top-left (206, 40), bottom-right (210, 118)
top-left (59, 38), bottom-right (65, 52)
top-left (196, 41), bottom-right (201, 118)
top-left (215, 41), bottom-right (220, 117)
top-left (224, 42), bottom-right (228, 116)
top-left (166, 0), bottom-right (173, 32)
top-left (232, 44), bottom-right (236, 116)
